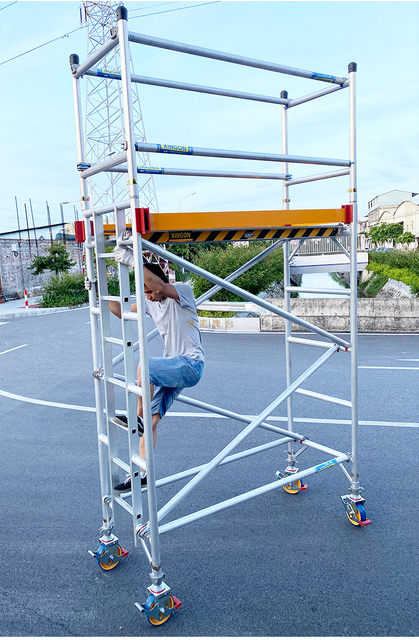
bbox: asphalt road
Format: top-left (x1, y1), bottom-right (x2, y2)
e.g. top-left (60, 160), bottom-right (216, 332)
top-left (1, 307), bottom-right (418, 637)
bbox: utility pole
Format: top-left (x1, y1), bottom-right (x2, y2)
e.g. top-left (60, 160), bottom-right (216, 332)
top-left (81, 1), bottom-right (159, 216)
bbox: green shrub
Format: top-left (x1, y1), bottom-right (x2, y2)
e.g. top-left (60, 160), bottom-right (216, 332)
top-left (190, 242), bottom-right (284, 302)
top-left (40, 273), bottom-right (88, 307)
top-left (40, 270), bottom-right (136, 307)
top-left (359, 273), bottom-right (388, 297)
top-left (368, 249), bottom-right (419, 275)
top-left (367, 260), bottom-right (419, 296)
top-left (197, 310), bottom-right (235, 318)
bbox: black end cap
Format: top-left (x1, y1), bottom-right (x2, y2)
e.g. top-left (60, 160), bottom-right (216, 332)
top-left (280, 90), bottom-right (288, 99)
top-left (116, 6), bottom-right (128, 21)
top-left (348, 62), bottom-right (357, 73)
top-left (69, 54), bottom-right (79, 66)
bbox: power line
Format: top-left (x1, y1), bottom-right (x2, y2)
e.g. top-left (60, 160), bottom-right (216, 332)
top-left (0, 2), bottom-right (220, 67)
top-left (129, 1), bottom-right (182, 15)
top-left (0, 1), bottom-right (17, 11)
top-left (0, 25), bottom-right (86, 67)
top-left (130, 1), bottom-right (221, 19)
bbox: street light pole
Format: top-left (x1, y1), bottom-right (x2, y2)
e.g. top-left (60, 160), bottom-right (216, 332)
top-left (59, 203), bottom-right (66, 245)
top-left (178, 191), bottom-right (196, 212)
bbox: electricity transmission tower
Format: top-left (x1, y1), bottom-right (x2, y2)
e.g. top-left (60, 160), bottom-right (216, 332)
top-left (81, 1), bottom-right (159, 213)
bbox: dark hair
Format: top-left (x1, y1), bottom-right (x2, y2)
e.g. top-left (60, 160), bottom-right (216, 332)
top-left (143, 261), bottom-right (169, 284)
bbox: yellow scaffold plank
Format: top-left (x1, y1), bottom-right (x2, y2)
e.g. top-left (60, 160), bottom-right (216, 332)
top-left (148, 208), bottom-right (348, 231)
top-left (103, 206), bottom-right (352, 244)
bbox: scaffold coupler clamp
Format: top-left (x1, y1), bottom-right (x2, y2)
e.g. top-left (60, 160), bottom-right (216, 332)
top-left (136, 522), bottom-right (151, 542)
top-left (135, 581), bottom-right (182, 620)
top-left (84, 275), bottom-right (97, 291)
top-left (92, 367), bottom-right (104, 379)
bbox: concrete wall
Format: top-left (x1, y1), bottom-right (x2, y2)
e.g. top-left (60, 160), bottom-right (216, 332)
top-left (0, 239), bottom-right (84, 299)
top-left (261, 298), bottom-right (419, 332)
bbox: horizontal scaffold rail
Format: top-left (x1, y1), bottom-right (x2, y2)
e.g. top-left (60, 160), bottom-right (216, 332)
top-left (109, 164), bottom-right (290, 180)
top-left (103, 206), bottom-right (352, 243)
top-left (134, 142), bottom-right (351, 168)
top-left (127, 31), bottom-right (348, 86)
top-left (85, 67), bottom-right (291, 106)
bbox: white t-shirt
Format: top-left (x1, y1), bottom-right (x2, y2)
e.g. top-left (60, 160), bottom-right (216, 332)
top-left (145, 283), bottom-right (205, 362)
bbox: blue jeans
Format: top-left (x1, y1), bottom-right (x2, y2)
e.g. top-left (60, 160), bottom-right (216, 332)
top-left (148, 356), bottom-right (204, 418)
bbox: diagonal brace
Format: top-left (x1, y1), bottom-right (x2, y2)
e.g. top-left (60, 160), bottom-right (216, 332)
top-left (155, 344), bottom-right (339, 524)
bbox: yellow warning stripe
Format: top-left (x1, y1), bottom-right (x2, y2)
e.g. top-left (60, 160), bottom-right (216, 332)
top-left (103, 224), bottom-right (341, 244)
top-left (141, 227), bottom-right (339, 244)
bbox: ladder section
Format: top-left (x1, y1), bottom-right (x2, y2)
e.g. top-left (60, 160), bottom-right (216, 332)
top-left (92, 209), bottom-right (144, 535)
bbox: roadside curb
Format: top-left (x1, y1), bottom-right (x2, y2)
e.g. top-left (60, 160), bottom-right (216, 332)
top-left (0, 303), bottom-right (89, 319)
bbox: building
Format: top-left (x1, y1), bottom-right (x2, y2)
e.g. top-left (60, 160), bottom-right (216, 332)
top-left (0, 238), bottom-right (84, 301)
top-left (358, 189), bottom-right (419, 249)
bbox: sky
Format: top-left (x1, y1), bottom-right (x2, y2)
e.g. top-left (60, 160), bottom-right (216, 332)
top-left (0, 0), bottom-right (418, 233)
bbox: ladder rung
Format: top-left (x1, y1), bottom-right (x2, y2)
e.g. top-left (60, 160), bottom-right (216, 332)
top-left (107, 377), bottom-right (127, 390)
top-left (105, 336), bottom-right (124, 345)
top-left (113, 495), bottom-right (133, 515)
top-left (123, 311), bottom-right (138, 321)
top-left (112, 456), bottom-right (130, 473)
top-left (101, 295), bottom-right (120, 301)
top-left (132, 454), bottom-right (147, 472)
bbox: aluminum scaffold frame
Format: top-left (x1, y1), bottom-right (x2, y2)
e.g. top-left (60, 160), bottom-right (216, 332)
top-left (69, 6), bottom-right (370, 625)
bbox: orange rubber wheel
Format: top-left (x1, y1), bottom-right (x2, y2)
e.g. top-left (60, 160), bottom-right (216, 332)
top-left (98, 545), bottom-right (123, 570)
top-left (346, 503), bottom-right (367, 526)
top-left (283, 478), bottom-right (302, 494)
top-left (147, 596), bottom-right (174, 626)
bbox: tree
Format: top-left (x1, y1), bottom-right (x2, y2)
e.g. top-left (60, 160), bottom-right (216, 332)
top-left (367, 222), bottom-right (404, 247)
top-left (399, 231), bottom-right (415, 246)
top-left (385, 222), bottom-right (404, 244)
top-left (29, 242), bottom-right (76, 277)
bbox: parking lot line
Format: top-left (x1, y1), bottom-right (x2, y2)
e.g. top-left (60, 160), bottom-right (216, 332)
top-left (0, 344), bottom-right (27, 356)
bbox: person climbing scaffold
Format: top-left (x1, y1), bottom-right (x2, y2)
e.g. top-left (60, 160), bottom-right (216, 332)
top-left (108, 236), bottom-right (205, 490)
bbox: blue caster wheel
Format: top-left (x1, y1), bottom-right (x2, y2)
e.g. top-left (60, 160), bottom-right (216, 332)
top-left (346, 502), bottom-right (367, 526)
top-left (96, 543), bottom-right (123, 570)
top-left (144, 594), bottom-right (174, 626)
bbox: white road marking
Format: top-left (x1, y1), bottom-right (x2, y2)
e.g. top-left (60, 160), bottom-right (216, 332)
top-left (0, 322), bottom-right (10, 326)
top-left (359, 366), bottom-right (419, 370)
top-left (0, 344), bottom-right (28, 356)
top-left (0, 389), bottom-right (417, 428)
top-left (397, 358), bottom-right (419, 362)
top-left (0, 389), bottom-right (96, 412)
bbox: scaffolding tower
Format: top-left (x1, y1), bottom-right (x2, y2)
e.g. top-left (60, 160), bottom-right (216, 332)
top-left (81, 1), bottom-right (158, 213)
top-left (70, 6), bottom-right (370, 625)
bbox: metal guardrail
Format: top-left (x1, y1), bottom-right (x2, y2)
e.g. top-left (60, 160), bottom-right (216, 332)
top-left (290, 236), bottom-right (350, 255)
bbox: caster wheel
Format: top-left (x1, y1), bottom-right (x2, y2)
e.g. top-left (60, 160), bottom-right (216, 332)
top-left (97, 544), bottom-right (123, 570)
top-left (283, 478), bottom-right (302, 494)
top-left (346, 502), bottom-right (367, 527)
top-left (145, 594), bottom-right (174, 626)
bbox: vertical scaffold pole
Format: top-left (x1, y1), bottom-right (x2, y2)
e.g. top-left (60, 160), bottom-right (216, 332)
top-left (281, 90), bottom-right (296, 470)
top-left (348, 62), bottom-right (360, 500)
top-left (70, 53), bottom-right (113, 537)
top-left (117, 6), bottom-right (164, 586)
